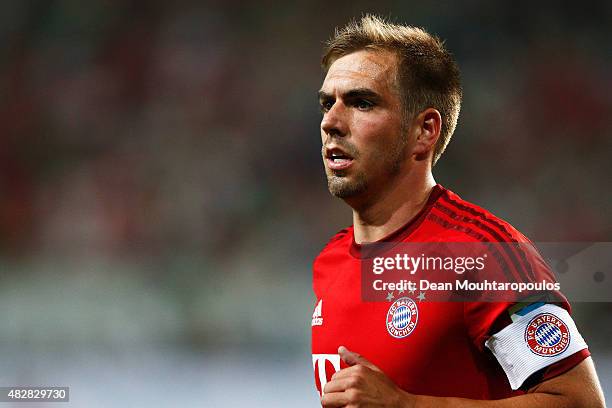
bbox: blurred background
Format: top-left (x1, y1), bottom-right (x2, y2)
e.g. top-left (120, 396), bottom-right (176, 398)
top-left (0, 0), bottom-right (610, 406)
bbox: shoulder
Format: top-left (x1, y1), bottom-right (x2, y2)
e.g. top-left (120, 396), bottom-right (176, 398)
top-left (431, 187), bottom-right (531, 244)
top-left (312, 226), bottom-right (353, 296)
top-left (316, 226), bottom-right (353, 256)
top-left (313, 226), bottom-right (353, 273)
top-left (436, 187), bottom-right (560, 291)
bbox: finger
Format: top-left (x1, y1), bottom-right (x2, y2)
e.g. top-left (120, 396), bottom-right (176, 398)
top-left (320, 390), bottom-right (349, 407)
top-left (338, 345), bottom-right (381, 372)
top-left (323, 376), bottom-right (360, 394)
top-left (331, 364), bottom-right (370, 382)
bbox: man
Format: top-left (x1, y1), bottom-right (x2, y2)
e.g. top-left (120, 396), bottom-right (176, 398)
top-left (311, 15), bottom-right (605, 407)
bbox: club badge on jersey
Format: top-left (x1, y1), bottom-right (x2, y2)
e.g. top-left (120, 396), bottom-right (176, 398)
top-left (386, 297), bottom-right (419, 338)
top-left (485, 303), bottom-right (588, 390)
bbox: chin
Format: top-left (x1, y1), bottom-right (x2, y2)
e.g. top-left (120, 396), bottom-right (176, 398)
top-left (327, 176), bottom-right (367, 198)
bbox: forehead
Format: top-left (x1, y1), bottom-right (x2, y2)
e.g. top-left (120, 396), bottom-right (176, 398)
top-left (321, 49), bottom-right (399, 95)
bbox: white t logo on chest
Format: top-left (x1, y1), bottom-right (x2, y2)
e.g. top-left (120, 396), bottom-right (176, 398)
top-left (312, 354), bottom-right (340, 396)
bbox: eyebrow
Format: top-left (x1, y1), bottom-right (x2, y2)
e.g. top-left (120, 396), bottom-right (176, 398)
top-left (318, 88), bottom-right (381, 102)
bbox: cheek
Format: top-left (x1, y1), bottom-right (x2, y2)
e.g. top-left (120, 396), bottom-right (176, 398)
top-left (354, 113), bottom-right (401, 148)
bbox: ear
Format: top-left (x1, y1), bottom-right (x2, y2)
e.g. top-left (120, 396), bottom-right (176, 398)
top-left (412, 108), bottom-right (442, 161)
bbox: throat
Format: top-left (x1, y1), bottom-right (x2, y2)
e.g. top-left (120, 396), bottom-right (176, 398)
top-left (352, 182), bottom-right (435, 244)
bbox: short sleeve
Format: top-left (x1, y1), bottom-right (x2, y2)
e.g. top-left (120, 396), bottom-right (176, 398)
top-left (462, 241), bottom-right (588, 390)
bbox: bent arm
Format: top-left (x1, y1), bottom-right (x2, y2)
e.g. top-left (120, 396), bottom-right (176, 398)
top-left (409, 357), bottom-right (605, 408)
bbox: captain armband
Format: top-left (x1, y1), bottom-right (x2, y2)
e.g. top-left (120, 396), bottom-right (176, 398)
top-left (485, 303), bottom-right (588, 390)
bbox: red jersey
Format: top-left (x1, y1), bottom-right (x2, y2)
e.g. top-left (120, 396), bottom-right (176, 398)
top-left (311, 185), bottom-right (589, 399)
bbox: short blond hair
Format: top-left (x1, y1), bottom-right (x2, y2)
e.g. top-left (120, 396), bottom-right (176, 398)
top-left (322, 15), bottom-right (462, 165)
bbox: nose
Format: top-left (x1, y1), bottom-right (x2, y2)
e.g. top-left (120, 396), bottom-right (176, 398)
top-left (321, 101), bottom-right (348, 138)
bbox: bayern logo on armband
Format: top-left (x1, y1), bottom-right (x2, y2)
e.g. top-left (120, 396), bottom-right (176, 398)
top-left (386, 297), bottom-right (418, 338)
top-left (524, 313), bottom-right (570, 357)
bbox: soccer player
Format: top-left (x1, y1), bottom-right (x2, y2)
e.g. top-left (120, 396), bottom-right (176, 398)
top-left (311, 15), bottom-right (605, 407)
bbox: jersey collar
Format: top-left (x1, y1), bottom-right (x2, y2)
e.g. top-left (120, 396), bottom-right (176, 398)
top-left (349, 184), bottom-right (446, 259)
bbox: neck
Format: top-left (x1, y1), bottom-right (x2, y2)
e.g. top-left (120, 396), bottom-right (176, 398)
top-left (350, 168), bottom-right (436, 244)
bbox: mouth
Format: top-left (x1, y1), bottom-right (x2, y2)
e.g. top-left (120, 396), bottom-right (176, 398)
top-left (324, 146), bottom-right (354, 171)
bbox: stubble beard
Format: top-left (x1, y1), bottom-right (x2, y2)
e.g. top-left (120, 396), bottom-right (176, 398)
top-left (326, 138), bottom-right (406, 199)
top-left (327, 170), bottom-right (368, 198)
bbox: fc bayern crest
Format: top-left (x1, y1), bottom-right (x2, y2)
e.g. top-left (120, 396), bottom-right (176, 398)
top-left (524, 313), bottom-right (570, 357)
top-left (386, 297), bottom-right (418, 339)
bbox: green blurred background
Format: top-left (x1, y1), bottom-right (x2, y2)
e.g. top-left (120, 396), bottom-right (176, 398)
top-left (0, 1), bottom-right (610, 406)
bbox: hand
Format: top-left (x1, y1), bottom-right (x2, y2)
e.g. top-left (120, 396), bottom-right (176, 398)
top-left (321, 346), bottom-right (416, 408)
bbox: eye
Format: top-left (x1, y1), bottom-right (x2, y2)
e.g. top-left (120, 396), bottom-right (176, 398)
top-left (355, 99), bottom-right (374, 111)
top-left (320, 100), bottom-right (334, 113)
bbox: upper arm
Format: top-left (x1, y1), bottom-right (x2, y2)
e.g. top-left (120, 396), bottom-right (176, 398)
top-left (528, 357), bottom-right (606, 408)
